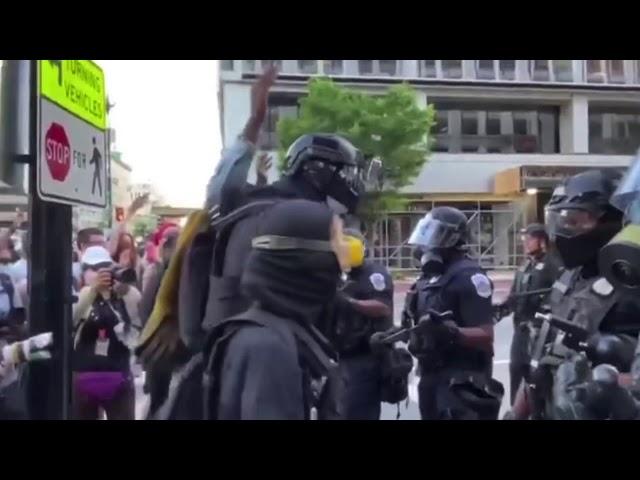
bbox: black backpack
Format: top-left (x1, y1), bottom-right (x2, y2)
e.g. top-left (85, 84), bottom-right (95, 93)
top-left (178, 200), bottom-right (276, 354)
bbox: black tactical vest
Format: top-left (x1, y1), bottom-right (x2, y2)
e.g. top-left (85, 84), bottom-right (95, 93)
top-left (411, 257), bottom-right (490, 372)
top-left (512, 253), bottom-right (556, 323)
top-left (539, 268), bottom-right (619, 419)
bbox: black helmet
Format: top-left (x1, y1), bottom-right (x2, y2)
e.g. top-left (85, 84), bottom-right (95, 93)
top-left (283, 133), bottom-right (364, 214)
top-left (520, 223), bottom-right (549, 243)
top-left (546, 169), bottom-right (622, 269)
top-left (408, 206), bottom-right (468, 251)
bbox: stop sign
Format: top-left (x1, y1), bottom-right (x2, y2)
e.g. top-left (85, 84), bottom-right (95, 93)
top-left (45, 122), bottom-right (71, 182)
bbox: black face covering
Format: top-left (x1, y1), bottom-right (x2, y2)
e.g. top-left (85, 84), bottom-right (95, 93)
top-left (420, 250), bottom-right (445, 276)
top-left (555, 223), bottom-right (620, 270)
top-left (241, 200), bottom-right (341, 326)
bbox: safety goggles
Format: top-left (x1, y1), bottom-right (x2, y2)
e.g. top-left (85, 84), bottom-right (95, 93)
top-left (408, 214), bottom-right (461, 249)
top-left (611, 152), bottom-right (640, 214)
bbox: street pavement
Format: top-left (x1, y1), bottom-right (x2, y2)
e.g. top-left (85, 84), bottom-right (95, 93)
top-left (134, 271), bottom-right (515, 421)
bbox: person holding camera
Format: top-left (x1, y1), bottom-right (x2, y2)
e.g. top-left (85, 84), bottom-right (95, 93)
top-left (72, 246), bottom-right (141, 420)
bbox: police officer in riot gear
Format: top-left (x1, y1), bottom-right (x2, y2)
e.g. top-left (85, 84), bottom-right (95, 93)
top-left (496, 223), bottom-right (562, 404)
top-left (511, 169), bottom-right (640, 420)
top-left (325, 228), bottom-right (394, 420)
top-left (404, 206), bottom-right (499, 420)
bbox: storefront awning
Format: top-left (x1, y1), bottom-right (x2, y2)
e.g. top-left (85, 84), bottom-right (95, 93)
top-left (494, 165), bottom-right (626, 195)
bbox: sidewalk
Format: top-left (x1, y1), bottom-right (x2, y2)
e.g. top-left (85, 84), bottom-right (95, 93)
top-left (394, 269), bottom-right (515, 294)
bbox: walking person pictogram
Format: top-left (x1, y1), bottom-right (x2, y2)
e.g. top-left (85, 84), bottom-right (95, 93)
top-left (89, 137), bottom-right (102, 197)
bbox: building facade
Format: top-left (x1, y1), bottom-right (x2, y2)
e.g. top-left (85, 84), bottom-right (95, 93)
top-left (218, 60), bottom-right (640, 269)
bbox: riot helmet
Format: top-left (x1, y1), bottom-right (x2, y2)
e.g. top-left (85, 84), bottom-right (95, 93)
top-left (283, 133), bottom-right (364, 214)
top-left (545, 169), bottom-right (622, 269)
top-left (599, 154), bottom-right (640, 294)
top-left (408, 206), bottom-right (468, 275)
top-left (520, 223), bottom-right (549, 257)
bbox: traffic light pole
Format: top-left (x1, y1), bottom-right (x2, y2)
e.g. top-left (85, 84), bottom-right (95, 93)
top-left (25, 60), bottom-right (73, 420)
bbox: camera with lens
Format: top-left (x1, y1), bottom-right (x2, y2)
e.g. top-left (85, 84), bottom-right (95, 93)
top-left (110, 266), bottom-right (137, 285)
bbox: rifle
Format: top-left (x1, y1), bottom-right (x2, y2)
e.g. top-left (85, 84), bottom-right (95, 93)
top-left (493, 288), bottom-right (553, 324)
top-left (533, 312), bottom-right (590, 353)
top-left (370, 310), bottom-right (454, 350)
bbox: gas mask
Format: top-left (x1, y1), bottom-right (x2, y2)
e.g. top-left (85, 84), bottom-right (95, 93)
top-left (344, 234), bottom-right (365, 270)
top-left (420, 250), bottom-right (445, 276)
top-left (599, 223), bottom-right (640, 294)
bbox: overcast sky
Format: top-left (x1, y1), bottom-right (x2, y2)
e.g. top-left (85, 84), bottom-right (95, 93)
top-left (97, 60), bottom-right (221, 208)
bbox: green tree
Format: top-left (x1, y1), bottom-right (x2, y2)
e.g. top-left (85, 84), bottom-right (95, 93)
top-left (277, 77), bottom-right (435, 218)
top-left (132, 215), bottom-right (157, 240)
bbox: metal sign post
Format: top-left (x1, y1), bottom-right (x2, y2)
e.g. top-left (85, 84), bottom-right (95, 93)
top-left (26, 60), bottom-right (108, 419)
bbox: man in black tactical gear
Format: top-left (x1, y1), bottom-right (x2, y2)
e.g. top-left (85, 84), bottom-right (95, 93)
top-left (324, 228), bottom-right (395, 420)
top-left (202, 200), bottom-right (349, 420)
top-left (497, 223), bottom-right (562, 404)
top-left (201, 131), bottom-right (365, 333)
top-left (511, 169), bottom-right (640, 420)
top-left (404, 206), bottom-right (498, 420)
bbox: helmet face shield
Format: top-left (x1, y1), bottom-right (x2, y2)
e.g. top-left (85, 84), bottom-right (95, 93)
top-left (547, 208), bottom-right (601, 239)
top-left (611, 154), bottom-right (640, 214)
top-left (408, 214), bottom-right (462, 249)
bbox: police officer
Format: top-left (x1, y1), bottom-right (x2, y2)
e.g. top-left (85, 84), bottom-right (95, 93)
top-left (326, 228), bottom-right (394, 420)
top-left (497, 223), bottom-right (562, 404)
top-left (510, 169), bottom-right (640, 420)
top-left (404, 207), bottom-right (498, 420)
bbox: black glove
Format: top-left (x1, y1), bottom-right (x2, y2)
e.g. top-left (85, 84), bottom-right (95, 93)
top-left (584, 364), bottom-right (640, 420)
top-left (418, 316), bottom-right (460, 346)
top-left (370, 326), bottom-right (402, 356)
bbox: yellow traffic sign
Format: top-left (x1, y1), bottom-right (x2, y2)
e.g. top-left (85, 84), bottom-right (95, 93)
top-left (39, 60), bottom-right (106, 130)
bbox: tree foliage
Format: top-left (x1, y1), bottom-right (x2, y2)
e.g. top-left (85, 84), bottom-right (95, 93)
top-left (277, 77), bottom-right (435, 218)
top-left (132, 215), bottom-right (157, 240)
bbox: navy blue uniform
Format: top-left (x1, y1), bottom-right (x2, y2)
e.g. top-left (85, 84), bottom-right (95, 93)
top-left (330, 260), bottom-right (393, 420)
top-left (406, 256), bottom-right (494, 420)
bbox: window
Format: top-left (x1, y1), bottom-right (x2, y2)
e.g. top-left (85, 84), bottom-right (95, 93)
top-left (442, 60), bottom-right (462, 79)
top-left (359, 60), bottom-right (397, 76)
top-left (324, 60), bottom-right (343, 75)
top-left (498, 60), bottom-right (516, 80)
top-left (486, 112), bottom-right (501, 135)
top-left (359, 60), bottom-right (373, 75)
top-left (476, 60), bottom-right (495, 80)
top-left (589, 106), bottom-right (640, 154)
top-left (530, 60), bottom-right (550, 81)
top-left (430, 101), bottom-right (559, 154)
top-left (420, 60), bottom-right (437, 78)
top-left (260, 60), bottom-right (282, 71)
top-left (608, 60), bottom-right (625, 83)
top-left (297, 60), bottom-right (318, 74)
top-left (433, 111), bottom-right (448, 134)
top-left (379, 60), bottom-right (397, 76)
top-left (586, 60), bottom-right (605, 83)
top-left (220, 60), bottom-right (234, 71)
top-left (513, 113), bottom-right (529, 135)
top-left (552, 60), bottom-right (573, 82)
top-left (261, 94), bottom-right (302, 149)
top-left (461, 112), bottom-right (478, 135)
top-left (586, 60), bottom-right (626, 83)
top-left (242, 60), bottom-right (256, 72)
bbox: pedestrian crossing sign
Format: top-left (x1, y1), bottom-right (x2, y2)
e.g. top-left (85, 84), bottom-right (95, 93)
top-left (36, 60), bottom-right (108, 208)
